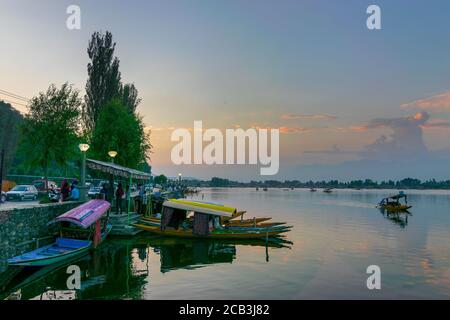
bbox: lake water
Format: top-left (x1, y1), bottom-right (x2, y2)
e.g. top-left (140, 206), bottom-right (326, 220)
top-left (2, 188), bottom-right (450, 299)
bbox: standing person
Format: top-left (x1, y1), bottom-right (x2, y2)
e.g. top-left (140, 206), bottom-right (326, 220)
top-left (137, 184), bottom-right (144, 214)
top-left (60, 179), bottom-right (70, 202)
top-left (100, 183), bottom-right (108, 201)
top-left (142, 188), bottom-right (148, 216)
top-left (125, 185), bottom-right (130, 213)
top-left (115, 183), bottom-right (124, 214)
top-left (70, 181), bottom-right (80, 200)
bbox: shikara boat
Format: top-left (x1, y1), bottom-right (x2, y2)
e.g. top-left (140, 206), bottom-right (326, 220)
top-left (133, 224), bottom-right (290, 239)
top-left (377, 192), bottom-right (411, 212)
top-left (133, 199), bottom-right (291, 239)
top-left (139, 217), bottom-right (290, 232)
top-left (8, 200), bottom-right (111, 267)
top-left (224, 217), bottom-right (272, 226)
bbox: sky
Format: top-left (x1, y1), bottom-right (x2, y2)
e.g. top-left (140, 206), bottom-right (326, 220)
top-left (1, 0), bottom-right (450, 181)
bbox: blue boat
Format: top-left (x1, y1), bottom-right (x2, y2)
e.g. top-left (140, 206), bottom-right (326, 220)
top-left (8, 200), bottom-right (111, 267)
top-left (7, 238), bottom-right (92, 267)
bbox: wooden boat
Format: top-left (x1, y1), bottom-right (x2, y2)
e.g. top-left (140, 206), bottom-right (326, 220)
top-left (379, 204), bottom-right (411, 212)
top-left (310, 188), bottom-right (317, 192)
top-left (133, 223), bottom-right (290, 239)
top-left (133, 199), bottom-right (291, 240)
top-left (139, 217), bottom-right (289, 231)
top-left (377, 192), bottom-right (412, 212)
top-left (141, 215), bottom-right (273, 227)
top-left (8, 200), bottom-right (111, 267)
top-left (226, 225), bottom-right (292, 232)
top-left (323, 188), bottom-right (333, 193)
top-left (225, 217), bottom-right (272, 225)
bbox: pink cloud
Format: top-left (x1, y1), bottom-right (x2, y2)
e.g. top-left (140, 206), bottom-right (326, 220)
top-left (421, 118), bottom-right (450, 130)
top-left (280, 113), bottom-right (337, 120)
top-left (279, 126), bottom-right (313, 134)
top-left (401, 91), bottom-right (450, 112)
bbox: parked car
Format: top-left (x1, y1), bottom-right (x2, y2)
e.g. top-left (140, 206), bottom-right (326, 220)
top-left (88, 186), bottom-right (102, 199)
top-left (6, 185), bottom-right (39, 201)
top-left (1, 191), bottom-right (6, 203)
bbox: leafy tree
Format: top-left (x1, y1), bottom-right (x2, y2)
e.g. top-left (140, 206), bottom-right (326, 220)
top-left (0, 101), bottom-right (23, 181)
top-left (19, 83), bottom-right (81, 190)
top-left (120, 83), bottom-right (141, 113)
top-left (154, 174), bottom-right (168, 185)
top-left (89, 99), bottom-right (151, 168)
top-left (83, 31), bottom-right (122, 133)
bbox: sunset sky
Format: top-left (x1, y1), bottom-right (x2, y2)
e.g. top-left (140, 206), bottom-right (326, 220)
top-left (1, 0), bottom-right (450, 180)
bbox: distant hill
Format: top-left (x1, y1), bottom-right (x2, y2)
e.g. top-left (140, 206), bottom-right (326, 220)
top-left (0, 101), bottom-right (23, 179)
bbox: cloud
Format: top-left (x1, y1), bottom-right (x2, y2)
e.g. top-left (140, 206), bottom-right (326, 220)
top-left (311, 112), bottom-right (433, 161)
top-left (249, 123), bottom-right (317, 134)
top-left (401, 91), bottom-right (450, 112)
top-left (361, 112), bottom-right (430, 159)
top-left (280, 113), bottom-right (337, 121)
top-left (421, 118), bottom-right (450, 130)
top-left (303, 145), bottom-right (356, 154)
top-left (279, 126), bottom-right (314, 134)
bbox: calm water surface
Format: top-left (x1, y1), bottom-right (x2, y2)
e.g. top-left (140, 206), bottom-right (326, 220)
top-left (2, 188), bottom-right (450, 299)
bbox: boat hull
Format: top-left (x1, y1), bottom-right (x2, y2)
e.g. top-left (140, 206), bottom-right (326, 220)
top-left (133, 224), bottom-right (288, 239)
top-left (7, 225), bottom-right (112, 267)
top-left (379, 205), bottom-right (412, 212)
top-left (7, 242), bottom-right (91, 267)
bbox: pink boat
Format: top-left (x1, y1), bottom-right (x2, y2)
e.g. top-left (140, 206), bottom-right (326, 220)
top-left (8, 200), bottom-right (112, 267)
top-left (51, 199), bottom-right (111, 228)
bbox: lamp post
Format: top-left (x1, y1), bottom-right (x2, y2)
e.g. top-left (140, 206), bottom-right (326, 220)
top-left (108, 150), bottom-right (118, 163)
top-left (78, 143), bottom-right (90, 202)
top-left (178, 173), bottom-right (182, 182)
top-left (107, 151), bottom-right (118, 210)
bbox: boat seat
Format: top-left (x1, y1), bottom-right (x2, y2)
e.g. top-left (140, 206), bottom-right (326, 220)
top-left (56, 237), bottom-right (90, 249)
top-left (45, 247), bottom-right (71, 254)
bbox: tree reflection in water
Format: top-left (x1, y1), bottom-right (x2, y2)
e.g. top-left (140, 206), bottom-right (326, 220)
top-left (1, 235), bottom-right (292, 300)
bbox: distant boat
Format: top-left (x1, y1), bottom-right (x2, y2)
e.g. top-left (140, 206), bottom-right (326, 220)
top-left (310, 188), bottom-right (317, 192)
top-left (256, 187), bottom-right (259, 191)
top-left (263, 187), bottom-right (268, 191)
top-left (323, 188), bottom-right (333, 193)
top-left (377, 191), bottom-right (412, 212)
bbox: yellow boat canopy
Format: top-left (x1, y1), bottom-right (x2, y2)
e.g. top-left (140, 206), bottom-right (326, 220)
top-left (163, 199), bottom-right (236, 217)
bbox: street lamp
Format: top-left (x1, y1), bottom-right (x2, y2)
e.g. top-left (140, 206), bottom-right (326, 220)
top-left (79, 143), bottom-right (90, 202)
top-left (178, 173), bottom-right (182, 182)
top-left (108, 150), bottom-right (118, 163)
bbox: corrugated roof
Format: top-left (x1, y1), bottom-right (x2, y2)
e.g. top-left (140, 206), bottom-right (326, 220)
top-left (86, 159), bottom-right (152, 180)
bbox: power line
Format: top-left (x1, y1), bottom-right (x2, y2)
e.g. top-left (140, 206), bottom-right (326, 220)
top-left (0, 89), bottom-right (30, 102)
top-left (0, 98), bottom-right (28, 108)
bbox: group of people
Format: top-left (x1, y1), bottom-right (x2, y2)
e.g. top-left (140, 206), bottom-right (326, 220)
top-left (98, 182), bottom-right (131, 215)
top-left (66, 180), bottom-right (151, 215)
top-left (105, 182), bottom-right (149, 215)
top-left (59, 179), bottom-right (79, 202)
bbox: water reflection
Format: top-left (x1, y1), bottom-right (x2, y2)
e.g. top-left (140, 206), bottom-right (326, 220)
top-left (378, 208), bottom-right (411, 228)
top-left (0, 235), bottom-right (292, 300)
top-left (3, 188), bottom-right (449, 299)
